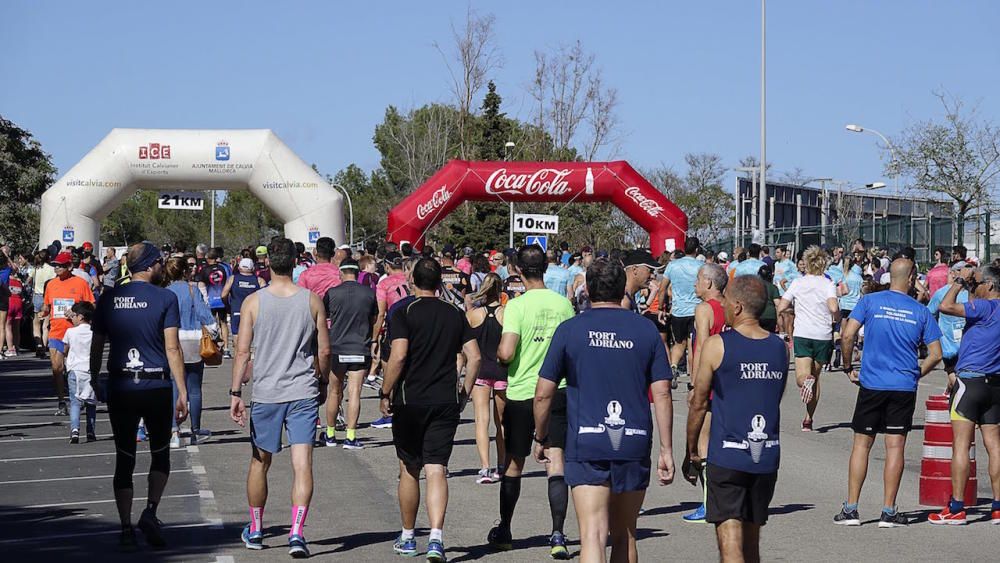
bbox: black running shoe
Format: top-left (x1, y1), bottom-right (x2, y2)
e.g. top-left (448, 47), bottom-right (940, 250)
top-left (487, 525), bottom-right (512, 551)
top-left (119, 526), bottom-right (138, 551)
top-left (55, 403), bottom-right (68, 416)
top-left (878, 510), bottom-right (909, 528)
top-left (833, 506), bottom-right (861, 526)
top-left (86, 431), bottom-right (97, 442)
top-left (69, 430), bottom-right (79, 444)
top-left (138, 508), bottom-right (167, 548)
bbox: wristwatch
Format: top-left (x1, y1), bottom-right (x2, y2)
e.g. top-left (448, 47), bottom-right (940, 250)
top-left (229, 389), bottom-right (242, 398)
top-left (378, 388), bottom-right (389, 400)
top-left (533, 432), bottom-right (549, 445)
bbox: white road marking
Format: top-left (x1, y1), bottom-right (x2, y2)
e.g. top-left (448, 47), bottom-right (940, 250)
top-left (0, 448), bottom-right (188, 462)
top-left (0, 418), bottom-right (111, 429)
top-left (25, 493), bottom-right (200, 509)
top-left (0, 433), bottom-right (114, 443)
top-left (199, 490), bottom-right (215, 499)
top-left (0, 520), bottom-right (223, 544)
top-left (0, 469), bottom-right (193, 485)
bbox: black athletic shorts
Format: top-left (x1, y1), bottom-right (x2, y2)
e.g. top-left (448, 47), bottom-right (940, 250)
top-left (643, 313), bottom-right (669, 335)
top-left (379, 334), bottom-right (390, 363)
top-left (391, 403), bottom-right (460, 468)
top-left (950, 376), bottom-right (1000, 425)
top-left (503, 390), bottom-right (567, 458)
top-left (331, 354), bottom-right (371, 374)
top-left (705, 463), bottom-right (778, 526)
top-left (851, 387), bottom-right (917, 436)
top-left (211, 307), bottom-right (228, 322)
top-left (669, 315), bottom-right (695, 343)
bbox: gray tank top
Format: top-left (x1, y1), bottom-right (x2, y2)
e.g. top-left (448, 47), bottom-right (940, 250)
top-left (251, 287), bottom-right (318, 403)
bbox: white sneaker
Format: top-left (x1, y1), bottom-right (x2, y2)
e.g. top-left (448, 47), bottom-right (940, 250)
top-left (169, 432), bottom-right (181, 449)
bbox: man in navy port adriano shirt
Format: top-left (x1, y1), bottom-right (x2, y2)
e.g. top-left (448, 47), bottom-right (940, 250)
top-left (534, 259), bottom-right (675, 563)
top-left (838, 259), bottom-right (942, 528)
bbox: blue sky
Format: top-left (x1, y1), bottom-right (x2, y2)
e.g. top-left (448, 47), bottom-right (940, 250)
top-left (3, 1), bottom-right (998, 192)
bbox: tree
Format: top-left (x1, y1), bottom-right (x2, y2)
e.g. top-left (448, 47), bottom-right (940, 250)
top-left (0, 116), bottom-right (56, 252)
top-left (893, 93), bottom-right (1000, 242)
top-left (214, 191), bottom-right (281, 255)
top-left (102, 191), bottom-right (212, 250)
top-left (434, 8), bottom-right (502, 160)
top-left (374, 104), bottom-right (461, 192)
top-left (643, 154), bottom-right (733, 244)
top-left (530, 41), bottom-right (621, 161)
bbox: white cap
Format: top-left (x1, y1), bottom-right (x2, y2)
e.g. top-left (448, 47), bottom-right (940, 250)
top-left (879, 272), bottom-right (891, 284)
top-left (338, 244), bottom-right (351, 250)
top-left (717, 251), bottom-right (729, 261)
top-left (238, 258), bottom-right (254, 271)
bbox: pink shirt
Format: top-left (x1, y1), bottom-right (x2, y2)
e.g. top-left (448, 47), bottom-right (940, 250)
top-left (376, 273), bottom-right (409, 309)
top-left (297, 262), bottom-right (341, 297)
top-left (926, 263), bottom-right (949, 295)
top-left (456, 257), bottom-right (472, 275)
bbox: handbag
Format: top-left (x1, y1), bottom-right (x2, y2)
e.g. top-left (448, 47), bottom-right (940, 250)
top-left (188, 284), bottom-right (222, 365)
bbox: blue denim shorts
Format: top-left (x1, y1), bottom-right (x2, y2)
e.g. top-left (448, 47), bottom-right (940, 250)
top-left (249, 397), bottom-right (319, 454)
top-left (48, 338), bottom-right (66, 354)
top-left (565, 458), bottom-right (651, 494)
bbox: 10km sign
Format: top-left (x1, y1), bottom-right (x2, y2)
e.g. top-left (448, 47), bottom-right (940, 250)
top-left (158, 191), bottom-right (205, 210)
top-left (513, 213), bottom-right (559, 234)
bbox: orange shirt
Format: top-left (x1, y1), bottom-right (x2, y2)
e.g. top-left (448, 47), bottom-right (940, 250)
top-left (44, 275), bottom-right (95, 341)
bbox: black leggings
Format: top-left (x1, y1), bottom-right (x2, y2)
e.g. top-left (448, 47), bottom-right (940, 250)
top-left (108, 386), bottom-right (173, 491)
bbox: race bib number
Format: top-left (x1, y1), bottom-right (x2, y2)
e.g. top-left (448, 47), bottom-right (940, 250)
top-left (953, 328), bottom-right (963, 342)
top-left (53, 298), bottom-right (74, 319)
top-left (338, 355), bottom-right (365, 363)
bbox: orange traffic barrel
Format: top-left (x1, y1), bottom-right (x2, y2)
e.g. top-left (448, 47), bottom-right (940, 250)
top-left (919, 394), bottom-right (977, 506)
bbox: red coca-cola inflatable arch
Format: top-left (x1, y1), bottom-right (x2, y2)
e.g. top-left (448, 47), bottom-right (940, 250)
top-left (387, 160), bottom-right (687, 256)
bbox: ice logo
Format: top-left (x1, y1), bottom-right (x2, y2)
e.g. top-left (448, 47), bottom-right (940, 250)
top-left (604, 401), bottom-right (626, 451)
top-left (747, 414), bottom-right (768, 463)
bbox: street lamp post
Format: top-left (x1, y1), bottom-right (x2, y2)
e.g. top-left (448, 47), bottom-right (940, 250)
top-left (734, 167), bottom-right (760, 247)
top-left (331, 182), bottom-right (354, 249)
top-left (505, 141), bottom-right (515, 248)
top-left (846, 124), bottom-right (901, 197)
top-left (759, 0), bottom-right (767, 245)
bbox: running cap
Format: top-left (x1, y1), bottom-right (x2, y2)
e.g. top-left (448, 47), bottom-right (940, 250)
top-left (950, 261), bottom-right (971, 271)
top-left (338, 244), bottom-right (351, 251)
top-left (238, 258), bottom-right (254, 271)
top-left (463, 246), bottom-right (474, 256)
top-left (596, 249), bottom-right (609, 259)
top-left (442, 243), bottom-right (456, 257)
top-left (50, 251), bottom-right (72, 266)
top-left (717, 251), bottom-right (729, 261)
top-left (339, 258), bottom-right (360, 271)
top-left (623, 250), bottom-right (662, 270)
top-left (255, 245), bottom-right (268, 256)
top-left (81, 241), bottom-right (94, 251)
top-left (127, 242), bottom-right (161, 273)
top-left (384, 252), bottom-right (403, 268)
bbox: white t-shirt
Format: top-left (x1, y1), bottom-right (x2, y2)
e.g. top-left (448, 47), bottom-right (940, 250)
top-left (782, 274), bottom-right (837, 341)
top-left (63, 324), bottom-right (93, 374)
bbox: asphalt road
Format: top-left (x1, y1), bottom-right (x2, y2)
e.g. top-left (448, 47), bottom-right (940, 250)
top-left (1, 352), bottom-right (997, 562)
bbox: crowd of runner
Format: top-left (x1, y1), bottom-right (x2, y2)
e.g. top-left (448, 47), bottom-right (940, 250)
top-left (2, 233), bottom-right (999, 562)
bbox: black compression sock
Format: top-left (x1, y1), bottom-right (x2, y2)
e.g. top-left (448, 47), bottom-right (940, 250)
top-left (548, 475), bottom-right (568, 534)
top-left (499, 475), bottom-right (522, 529)
top-left (146, 500), bottom-right (158, 516)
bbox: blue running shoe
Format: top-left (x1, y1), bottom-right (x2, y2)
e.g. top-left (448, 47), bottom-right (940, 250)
top-left (683, 504), bottom-right (706, 523)
top-left (324, 432), bottom-right (337, 447)
top-left (288, 534), bottom-right (309, 558)
top-left (342, 438), bottom-right (364, 450)
top-left (394, 534), bottom-right (418, 556)
top-left (549, 532), bottom-right (569, 560)
top-left (371, 415), bottom-right (393, 429)
top-left (426, 539), bottom-right (446, 561)
top-left (241, 524), bottom-right (263, 550)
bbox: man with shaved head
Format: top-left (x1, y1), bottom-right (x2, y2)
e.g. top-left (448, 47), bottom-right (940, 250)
top-left (837, 259), bottom-right (942, 528)
top-left (687, 275), bottom-right (788, 562)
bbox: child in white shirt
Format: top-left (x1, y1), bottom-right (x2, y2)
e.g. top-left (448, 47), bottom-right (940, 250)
top-left (63, 301), bottom-right (97, 443)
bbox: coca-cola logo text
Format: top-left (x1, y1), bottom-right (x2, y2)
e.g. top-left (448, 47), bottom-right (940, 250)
top-left (485, 168), bottom-right (573, 196)
top-left (625, 187), bottom-right (664, 217)
top-left (416, 186), bottom-right (453, 220)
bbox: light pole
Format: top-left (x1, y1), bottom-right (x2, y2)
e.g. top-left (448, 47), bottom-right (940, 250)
top-left (845, 124), bottom-right (900, 197)
top-left (505, 141), bottom-right (515, 248)
top-left (759, 0), bottom-right (767, 245)
top-left (734, 167), bottom-right (759, 247)
top-left (331, 182), bottom-right (354, 249)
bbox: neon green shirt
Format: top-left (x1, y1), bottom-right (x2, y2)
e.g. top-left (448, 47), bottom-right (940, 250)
top-left (502, 288), bottom-right (575, 401)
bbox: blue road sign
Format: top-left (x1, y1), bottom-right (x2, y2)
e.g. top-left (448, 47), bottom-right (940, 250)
top-left (525, 235), bottom-right (547, 252)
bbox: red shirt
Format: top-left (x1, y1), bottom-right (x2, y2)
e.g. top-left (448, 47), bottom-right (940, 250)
top-left (297, 262), bottom-right (341, 297)
top-left (926, 263), bottom-right (949, 296)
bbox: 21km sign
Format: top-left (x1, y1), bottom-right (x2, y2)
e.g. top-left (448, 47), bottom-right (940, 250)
top-left (513, 213), bottom-right (559, 234)
top-left (158, 191), bottom-right (205, 210)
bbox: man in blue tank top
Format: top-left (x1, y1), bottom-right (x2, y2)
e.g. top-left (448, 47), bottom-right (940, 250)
top-left (687, 275), bottom-right (788, 563)
top-left (221, 258), bottom-right (264, 340)
top-left (837, 258), bottom-right (942, 528)
top-left (535, 259), bottom-right (675, 563)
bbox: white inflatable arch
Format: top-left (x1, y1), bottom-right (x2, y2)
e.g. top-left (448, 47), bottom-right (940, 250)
top-left (39, 129), bottom-right (344, 248)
